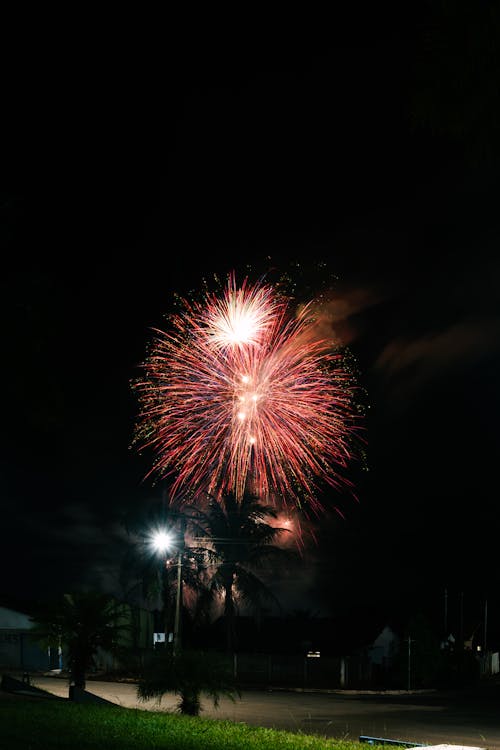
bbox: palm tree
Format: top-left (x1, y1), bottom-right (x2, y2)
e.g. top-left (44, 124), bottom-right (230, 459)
top-left (189, 491), bottom-right (295, 653)
top-left (30, 590), bottom-right (129, 692)
top-left (137, 648), bottom-right (240, 716)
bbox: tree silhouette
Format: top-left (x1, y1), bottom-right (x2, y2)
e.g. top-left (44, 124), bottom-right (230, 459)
top-left (137, 648), bottom-right (240, 716)
top-left (30, 590), bottom-right (129, 692)
top-left (189, 491), bottom-right (295, 653)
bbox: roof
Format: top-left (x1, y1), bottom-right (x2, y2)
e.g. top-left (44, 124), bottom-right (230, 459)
top-left (0, 606), bottom-right (32, 629)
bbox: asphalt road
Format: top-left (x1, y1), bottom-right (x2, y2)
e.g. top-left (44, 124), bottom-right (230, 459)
top-left (30, 676), bottom-right (500, 749)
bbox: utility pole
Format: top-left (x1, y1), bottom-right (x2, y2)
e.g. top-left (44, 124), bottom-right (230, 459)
top-left (484, 599), bottom-right (488, 653)
top-left (459, 591), bottom-right (464, 649)
top-left (173, 516), bottom-right (186, 657)
top-left (173, 548), bottom-right (182, 656)
top-left (406, 637), bottom-right (413, 691)
top-left (151, 509), bottom-right (187, 656)
top-left (163, 555), bottom-right (169, 648)
top-left (444, 588), bottom-right (448, 635)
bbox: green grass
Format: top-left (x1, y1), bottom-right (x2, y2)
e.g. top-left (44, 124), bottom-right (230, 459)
top-left (0, 698), bottom-right (386, 750)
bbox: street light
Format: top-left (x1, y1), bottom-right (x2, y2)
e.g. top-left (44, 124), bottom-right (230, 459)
top-left (151, 529), bottom-right (182, 656)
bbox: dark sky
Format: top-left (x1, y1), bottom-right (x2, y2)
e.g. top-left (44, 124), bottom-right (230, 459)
top-left (2, 6), bottom-right (500, 639)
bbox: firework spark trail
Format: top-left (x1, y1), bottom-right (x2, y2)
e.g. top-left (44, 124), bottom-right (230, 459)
top-left (133, 273), bottom-right (360, 511)
top-left (205, 274), bottom-right (279, 350)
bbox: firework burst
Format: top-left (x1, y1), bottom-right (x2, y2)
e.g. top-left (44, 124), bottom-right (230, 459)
top-left (132, 272), bottom-right (361, 512)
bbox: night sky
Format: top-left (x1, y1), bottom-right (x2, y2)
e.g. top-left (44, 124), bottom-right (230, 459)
top-left (2, 6), bottom-right (500, 641)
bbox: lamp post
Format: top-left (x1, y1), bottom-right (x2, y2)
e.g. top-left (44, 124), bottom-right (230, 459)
top-left (173, 547), bottom-right (182, 656)
top-left (152, 530), bottom-right (182, 656)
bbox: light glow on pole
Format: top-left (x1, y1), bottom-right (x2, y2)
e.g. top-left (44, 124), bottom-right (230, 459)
top-left (151, 529), bottom-right (174, 554)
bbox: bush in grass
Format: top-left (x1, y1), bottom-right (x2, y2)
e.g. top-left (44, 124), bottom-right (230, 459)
top-left (137, 648), bottom-right (241, 716)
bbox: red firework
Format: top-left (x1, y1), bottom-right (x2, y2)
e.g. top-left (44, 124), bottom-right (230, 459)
top-left (132, 272), bottom-right (360, 512)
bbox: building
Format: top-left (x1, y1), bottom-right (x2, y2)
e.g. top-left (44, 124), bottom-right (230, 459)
top-left (0, 605), bottom-right (53, 672)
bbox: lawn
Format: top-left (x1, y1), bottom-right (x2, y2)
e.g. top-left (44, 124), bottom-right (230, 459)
top-left (0, 697), bottom-right (386, 750)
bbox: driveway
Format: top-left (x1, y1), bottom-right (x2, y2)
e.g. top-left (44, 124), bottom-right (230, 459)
top-left (30, 676), bottom-right (500, 749)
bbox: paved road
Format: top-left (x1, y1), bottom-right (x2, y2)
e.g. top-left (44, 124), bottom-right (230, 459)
top-left (31, 676), bottom-right (500, 749)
